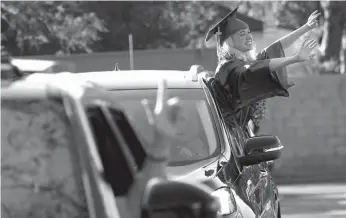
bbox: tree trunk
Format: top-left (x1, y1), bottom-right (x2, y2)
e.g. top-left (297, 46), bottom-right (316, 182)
top-left (319, 1), bottom-right (346, 73)
top-left (341, 32), bottom-right (346, 74)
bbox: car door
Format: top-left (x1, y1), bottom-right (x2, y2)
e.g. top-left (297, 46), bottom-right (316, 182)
top-left (201, 77), bottom-right (274, 217)
top-left (62, 85), bottom-right (139, 218)
top-left (1, 94), bottom-right (100, 218)
top-left (246, 124), bottom-right (279, 218)
top-left (231, 126), bottom-right (277, 217)
top-left (79, 86), bottom-right (154, 218)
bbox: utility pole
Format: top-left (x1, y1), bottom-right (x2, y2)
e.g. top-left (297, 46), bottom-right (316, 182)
top-left (129, 34), bottom-right (134, 70)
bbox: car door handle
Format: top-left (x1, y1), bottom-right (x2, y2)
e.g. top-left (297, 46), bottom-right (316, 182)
top-left (205, 169), bottom-right (215, 177)
top-left (220, 161), bottom-right (227, 166)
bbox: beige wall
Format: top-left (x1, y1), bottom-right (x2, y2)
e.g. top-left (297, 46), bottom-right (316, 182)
top-left (260, 75), bottom-right (346, 184)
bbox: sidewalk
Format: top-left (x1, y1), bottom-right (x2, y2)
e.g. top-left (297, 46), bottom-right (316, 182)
top-left (278, 183), bottom-right (346, 195)
top-left (283, 213), bottom-right (346, 218)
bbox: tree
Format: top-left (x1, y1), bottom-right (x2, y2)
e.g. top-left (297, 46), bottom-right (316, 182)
top-left (274, 1), bottom-right (346, 74)
top-left (1, 1), bottom-right (249, 55)
top-left (274, 1), bottom-right (322, 30)
top-left (80, 1), bottom-right (180, 51)
top-left (319, 1), bottom-right (346, 73)
top-left (162, 1), bottom-right (232, 49)
top-left (1, 1), bottom-right (107, 56)
top-left (80, 1), bottom-right (228, 51)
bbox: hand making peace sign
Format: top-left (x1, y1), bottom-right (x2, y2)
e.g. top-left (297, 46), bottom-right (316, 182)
top-left (141, 79), bottom-right (181, 160)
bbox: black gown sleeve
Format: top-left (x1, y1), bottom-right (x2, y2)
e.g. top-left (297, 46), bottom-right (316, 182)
top-left (257, 41), bottom-right (295, 90)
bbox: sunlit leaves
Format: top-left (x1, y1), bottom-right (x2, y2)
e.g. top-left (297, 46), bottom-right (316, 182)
top-left (1, 1), bottom-right (107, 55)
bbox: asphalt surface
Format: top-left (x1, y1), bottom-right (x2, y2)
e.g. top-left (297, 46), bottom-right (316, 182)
top-left (278, 184), bottom-right (346, 218)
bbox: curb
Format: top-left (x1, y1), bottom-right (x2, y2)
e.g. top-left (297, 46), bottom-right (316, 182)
top-left (278, 184), bottom-right (346, 195)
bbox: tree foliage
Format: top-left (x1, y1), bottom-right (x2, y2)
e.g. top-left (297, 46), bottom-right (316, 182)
top-left (1, 1), bottom-right (107, 56)
top-left (1, 1), bottom-right (230, 55)
top-left (273, 1), bottom-right (345, 74)
top-left (162, 1), bottom-right (231, 48)
top-left (319, 1), bottom-right (346, 68)
top-left (80, 1), bottom-right (228, 51)
top-left (274, 1), bottom-right (322, 29)
top-left (80, 1), bottom-right (170, 51)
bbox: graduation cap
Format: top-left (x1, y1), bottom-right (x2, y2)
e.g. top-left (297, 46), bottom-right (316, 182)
top-left (205, 6), bottom-right (249, 42)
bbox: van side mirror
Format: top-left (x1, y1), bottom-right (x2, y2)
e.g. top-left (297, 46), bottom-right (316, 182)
top-left (238, 135), bottom-right (283, 166)
top-left (141, 178), bottom-right (220, 218)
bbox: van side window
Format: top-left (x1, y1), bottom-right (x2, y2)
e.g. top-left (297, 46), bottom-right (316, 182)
top-left (2, 99), bottom-right (88, 218)
top-left (108, 107), bottom-right (147, 171)
top-left (86, 105), bottom-right (135, 196)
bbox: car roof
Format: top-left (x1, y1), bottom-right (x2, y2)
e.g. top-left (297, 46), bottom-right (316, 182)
top-left (1, 68), bottom-right (206, 99)
top-left (77, 70), bottom-right (202, 90)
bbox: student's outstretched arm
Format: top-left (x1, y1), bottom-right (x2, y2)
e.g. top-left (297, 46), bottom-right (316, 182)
top-left (276, 10), bottom-right (321, 49)
top-left (269, 38), bottom-right (317, 71)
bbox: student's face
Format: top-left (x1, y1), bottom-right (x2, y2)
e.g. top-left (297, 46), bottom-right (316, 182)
top-left (231, 28), bottom-right (253, 52)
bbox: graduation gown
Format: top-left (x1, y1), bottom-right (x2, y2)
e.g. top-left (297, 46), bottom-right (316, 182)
top-left (215, 41), bottom-right (294, 112)
top-left (213, 41), bottom-right (294, 133)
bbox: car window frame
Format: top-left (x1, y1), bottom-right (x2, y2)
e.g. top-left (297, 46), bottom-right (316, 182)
top-left (199, 80), bottom-right (228, 157)
top-left (67, 87), bottom-right (123, 218)
top-left (200, 77), bottom-right (242, 174)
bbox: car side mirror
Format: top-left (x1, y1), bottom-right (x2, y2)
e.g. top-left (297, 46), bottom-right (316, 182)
top-left (141, 178), bottom-right (220, 218)
top-left (238, 135), bottom-right (283, 166)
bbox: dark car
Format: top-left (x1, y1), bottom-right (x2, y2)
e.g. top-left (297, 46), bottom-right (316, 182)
top-left (77, 66), bottom-right (283, 218)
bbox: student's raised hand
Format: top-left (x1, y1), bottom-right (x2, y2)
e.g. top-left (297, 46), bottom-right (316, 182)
top-left (295, 38), bottom-right (318, 61)
top-left (141, 79), bottom-right (180, 159)
top-left (306, 10), bottom-right (321, 30)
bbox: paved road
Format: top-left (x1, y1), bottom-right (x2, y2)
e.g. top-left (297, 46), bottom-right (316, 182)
top-left (278, 184), bottom-right (346, 218)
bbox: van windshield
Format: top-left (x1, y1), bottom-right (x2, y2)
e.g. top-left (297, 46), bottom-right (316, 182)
top-left (110, 88), bottom-right (221, 166)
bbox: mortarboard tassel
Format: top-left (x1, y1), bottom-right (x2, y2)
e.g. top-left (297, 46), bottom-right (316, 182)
top-left (216, 26), bottom-right (222, 59)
